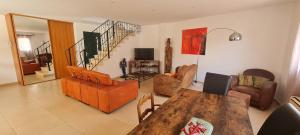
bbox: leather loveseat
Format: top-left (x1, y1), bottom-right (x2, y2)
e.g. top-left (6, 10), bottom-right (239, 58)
top-left (61, 66), bottom-right (138, 113)
top-left (230, 69), bottom-right (277, 110)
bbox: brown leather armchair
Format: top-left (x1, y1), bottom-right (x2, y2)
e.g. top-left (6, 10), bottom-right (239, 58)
top-left (230, 69), bottom-right (277, 110)
top-left (153, 64), bottom-right (197, 97)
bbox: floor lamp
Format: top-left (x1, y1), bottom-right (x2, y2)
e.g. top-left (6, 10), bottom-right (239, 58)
top-left (193, 28), bottom-right (242, 84)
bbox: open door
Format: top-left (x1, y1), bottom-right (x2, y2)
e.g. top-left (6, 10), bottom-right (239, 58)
top-left (48, 20), bottom-right (75, 79)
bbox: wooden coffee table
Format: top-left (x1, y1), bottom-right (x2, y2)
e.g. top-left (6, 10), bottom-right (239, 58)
top-left (128, 89), bottom-right (253, 135)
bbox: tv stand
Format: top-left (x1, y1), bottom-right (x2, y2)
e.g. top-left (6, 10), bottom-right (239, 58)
top-left (129, 60), bottom-right (160, 75)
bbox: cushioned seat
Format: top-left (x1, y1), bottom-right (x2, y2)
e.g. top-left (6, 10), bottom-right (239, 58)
top-left (98, 80), bottom-right (138, 113)
top-left (61, 66), bottom-right (138, 113)
top-left (227, 90), bottom-right (251, 108)
top-left (80, 82), bottom-right (99, 109)
top-left (64, 77), bottom-right (81, 100)
top-left (232, 86), bottom-right (261, 102)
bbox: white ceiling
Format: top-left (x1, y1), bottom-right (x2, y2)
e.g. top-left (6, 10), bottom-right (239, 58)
top-left (14, 15), bottom-right (48, 33)
top-left (0, 0), bottom-right (296, 25)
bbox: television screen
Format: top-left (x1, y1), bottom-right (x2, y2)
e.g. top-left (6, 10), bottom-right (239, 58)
top-left (135, 48), bottom-right (154, 60)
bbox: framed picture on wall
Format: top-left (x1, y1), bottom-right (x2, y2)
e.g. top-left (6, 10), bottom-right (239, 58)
top-left (182, 27), bottom-right (207, 55)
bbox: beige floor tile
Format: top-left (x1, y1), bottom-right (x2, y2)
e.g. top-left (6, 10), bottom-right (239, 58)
top-left (40, 124), bottom-right (83, 135)
top-left (0, 78), bottom-right (278, 135)
top-left (83, 118), bottom-right (132, 135)
top-left (0, 115), bottom-right (16, 135)
top-left (13, 116), bottom-right (64, 135)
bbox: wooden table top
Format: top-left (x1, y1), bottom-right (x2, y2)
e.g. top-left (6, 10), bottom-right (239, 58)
top-left (128, 89), bottom-right (253, 135)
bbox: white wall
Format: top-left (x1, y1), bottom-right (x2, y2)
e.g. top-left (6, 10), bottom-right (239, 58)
top-left (94, 33), bottom-right (140, 78)
top-left (0, 15), bottom-right (17, 85)
top-left (29, 33), bottom-right (49, 50)
top-left (137, 25), bottom-right (161, 60)
top-left (93, 25), bottom-right (164, 78)
top-left (157, 3), bottom-right (293, 82)
top-left (73, 22), bottom-right (100, 41)
top-left (138, 3), bottom-right (294, 102)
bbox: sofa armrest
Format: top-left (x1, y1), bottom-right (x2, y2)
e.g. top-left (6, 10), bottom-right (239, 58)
top-left (259, 81), bottom-right (277, 109)
top-left (153, 74), bottom-right (182, 96)
top-left (230, 75), bottom-right (238, 89)
top-left (99, 80), bottom-right (139, 113)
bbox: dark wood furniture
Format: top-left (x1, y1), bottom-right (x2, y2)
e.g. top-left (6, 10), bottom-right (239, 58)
top-left (137, 93), bottom-right (161, 123)
top-left (129, 60), bottom-right (160, 75)
top-left (203, 72), bottom-right (231, 95)
top-left (257, 103), bottom-right (300, 135)
top-left (227, 90), bottom-right (251, 108)
top-left (129, 89), bottom-right (253, 135)
top-left (290, 96), bottom-right (300, 111)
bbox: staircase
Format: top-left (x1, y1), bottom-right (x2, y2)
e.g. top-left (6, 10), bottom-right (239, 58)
top-left (33, 41), bottom-right (55, 79)
top-left (65, 20), bottom-right (141, 70)
top-left (34, 41), bottom-right (53, 69)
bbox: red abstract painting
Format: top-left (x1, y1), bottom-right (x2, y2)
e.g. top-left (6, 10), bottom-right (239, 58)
top-left (182, 27), bottom-right (207, 55)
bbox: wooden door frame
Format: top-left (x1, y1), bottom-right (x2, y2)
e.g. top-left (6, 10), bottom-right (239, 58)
top-left (5, 13), bottom-right (24, 85)
top-left (5, 13), bottom-right (73, 85)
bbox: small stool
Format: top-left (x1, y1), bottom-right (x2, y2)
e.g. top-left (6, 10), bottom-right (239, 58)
top-left (227, 90), bottom-right (251, 108)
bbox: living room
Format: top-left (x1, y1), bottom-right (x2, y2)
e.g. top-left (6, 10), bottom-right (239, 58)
top-left (0, 0), bottom-right (300, 135)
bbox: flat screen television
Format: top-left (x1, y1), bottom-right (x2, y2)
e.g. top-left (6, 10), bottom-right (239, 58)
top-left (135, 48), bottom-right (154, 60)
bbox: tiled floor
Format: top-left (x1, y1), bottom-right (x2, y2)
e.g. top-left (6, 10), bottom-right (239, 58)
top-left (0, 79), bottom-right (277, 135)
top-left (23, 74), bottom-right (55, 85)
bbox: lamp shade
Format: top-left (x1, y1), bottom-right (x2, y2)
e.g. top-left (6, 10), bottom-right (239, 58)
top-left (229, 32), bottom-right (242, 41)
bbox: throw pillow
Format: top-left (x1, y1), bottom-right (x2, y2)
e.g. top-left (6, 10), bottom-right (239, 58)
top-left (253, 76), bottom-right (269, 89)
top-left (176, 65), bottom-right (189, 81)
top-left (238, 74), bottom-right (253, 86)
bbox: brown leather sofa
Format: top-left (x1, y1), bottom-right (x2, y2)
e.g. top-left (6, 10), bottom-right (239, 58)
top-left (22, 60), bottom-right (41, 75)
top-left (230, 69), bottom-right (277, 110)
top-left (61, 66), bottom-right (138, 113)
top-left (153, 64), bottom-right (197, 97)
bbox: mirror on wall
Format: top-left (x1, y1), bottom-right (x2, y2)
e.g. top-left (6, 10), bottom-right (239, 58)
top-left (13, 15), bottom-right (56, 85)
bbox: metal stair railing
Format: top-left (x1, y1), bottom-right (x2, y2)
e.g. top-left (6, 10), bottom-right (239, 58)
top-left (65, 20), bottom-right (114, 67)
top-left (34, 41), bottom-right (52, 71)
top-left (65, 20), bottom-right (141, 70)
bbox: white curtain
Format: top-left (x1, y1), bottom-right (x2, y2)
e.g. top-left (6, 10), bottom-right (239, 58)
top-left (286, 24), bottom-right (300, 101)
top-left (17, 37), bottom-right (32, 51)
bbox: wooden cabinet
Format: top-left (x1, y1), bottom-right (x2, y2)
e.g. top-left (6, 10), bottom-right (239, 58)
top-left (129, 60), bottom-right (160, 75)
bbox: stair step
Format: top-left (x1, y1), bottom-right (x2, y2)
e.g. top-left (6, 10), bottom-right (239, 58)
top-left (41, 67), bottom-right (49, 73)
top-left (35, 70), bottom-right (54, 79)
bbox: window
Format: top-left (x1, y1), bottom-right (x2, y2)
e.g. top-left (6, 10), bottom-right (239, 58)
top-left (17, 37), bottom-right (32, 51)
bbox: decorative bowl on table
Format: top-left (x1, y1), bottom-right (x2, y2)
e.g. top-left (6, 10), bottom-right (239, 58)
top-left (180, 117), bottom-right (213, 135)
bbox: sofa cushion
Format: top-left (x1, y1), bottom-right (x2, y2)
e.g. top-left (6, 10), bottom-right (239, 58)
top-left (88, 71), bottom-right (113, 85)
top-left (66, 66), bottom-right (84, 79)
top-left (232, 86), bottom-right (261, 102)
top-left (73, 67), bottom-right (85, 79)
top-left (80, 81), bottom-right (99, 109)
top-left (176, 65), bottom-right (191, 81)
top-left (97, 80), bottom-right (138, 113)
top-left (253, 76), bottom-right (270, 89)
top-left (238, 74), bottom-right (253, 87)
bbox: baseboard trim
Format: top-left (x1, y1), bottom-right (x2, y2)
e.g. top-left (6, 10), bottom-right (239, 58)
top-left (0, 82), bottom-right (18, 87)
